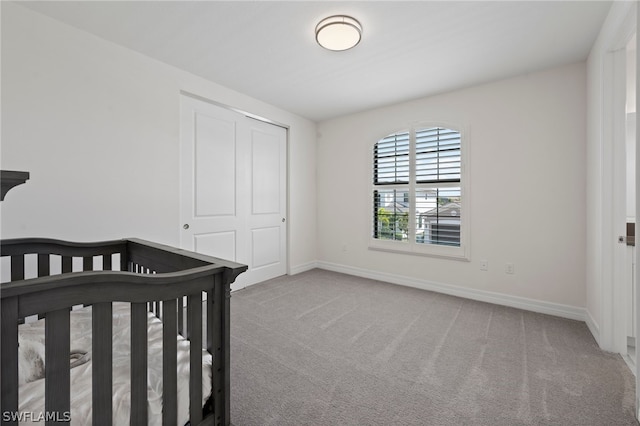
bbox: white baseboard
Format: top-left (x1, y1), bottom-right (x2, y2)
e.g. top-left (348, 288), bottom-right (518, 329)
top-left (289, 261), bottom-right (319, 276)
top-left (584, 309), bottom-right (601, 346)
top-left (316, 261), bottom-right (588, 322)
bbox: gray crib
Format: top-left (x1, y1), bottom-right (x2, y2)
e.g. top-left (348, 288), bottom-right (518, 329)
top-left (0, 238), bottom-right (246, 426)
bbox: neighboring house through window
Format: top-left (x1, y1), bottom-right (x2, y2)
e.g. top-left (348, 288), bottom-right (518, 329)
top-left (371, 125), bottom-right (468, 260)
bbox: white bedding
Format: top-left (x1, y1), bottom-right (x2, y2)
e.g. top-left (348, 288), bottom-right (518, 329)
top-left (17, 302), bottom-right (212, 425)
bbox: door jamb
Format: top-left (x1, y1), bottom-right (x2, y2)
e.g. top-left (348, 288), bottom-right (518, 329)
top-left (599, 1), bottom-right (636, 354)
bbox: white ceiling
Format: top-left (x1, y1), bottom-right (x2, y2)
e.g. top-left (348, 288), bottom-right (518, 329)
top-left (18, 1), bottom-right (612, 122)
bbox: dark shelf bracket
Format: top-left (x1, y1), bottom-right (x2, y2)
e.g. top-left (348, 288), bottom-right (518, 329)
top-left (1, 170), bottom-right (30, 201)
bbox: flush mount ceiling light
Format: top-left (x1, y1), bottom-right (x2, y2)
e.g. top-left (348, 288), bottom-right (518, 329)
top-left (315, 15), bottom-right (362, 51)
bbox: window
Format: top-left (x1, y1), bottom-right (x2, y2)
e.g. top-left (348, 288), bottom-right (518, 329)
top-left (371, 125), bottom-right (468, 260)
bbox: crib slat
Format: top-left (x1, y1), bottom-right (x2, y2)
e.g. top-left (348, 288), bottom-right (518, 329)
top-left (45, 308), bottom-right (71, 425)
top-left (120, 254), bottom-right (128, 272)
top-left (92, 302), bottom-right (113, 426)
top-left (207, 289), bottom-right (214, 355)
top-left (10, 255), bottom-right (24, 281)
top-left (62, 256), bottom-right (72, 273)
top-left (162, 299), bottom-right (178, 426)
top-left (38, 253), bottom-right (50, 277)
top-left (188, 292), bottom-right (203, 424)
top-left (130, 302), bottom-right (148, 425)
top-left (83, 256), bottom-right (93, 271)
top-left (103, 254), bottom-right (112, 271)
top-left (1, 298), bottom-right (19, 425)
top-left (178, 296), bottom-right (184, 337)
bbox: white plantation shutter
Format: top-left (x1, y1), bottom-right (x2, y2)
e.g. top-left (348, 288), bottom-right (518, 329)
top-left (373, 189), bottom-right (409, 242)
top-left (415, 127), bottom-right (461, 183)
top-left (373, 132), bottom-right (410, 184)
top-left (415, 187), bottom-right (461, 246)
top-left (372, 126), bottom-right (464, 251)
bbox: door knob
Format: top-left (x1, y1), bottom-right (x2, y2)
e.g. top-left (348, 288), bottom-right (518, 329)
top-left (183, 224), bottom-right (190, 230)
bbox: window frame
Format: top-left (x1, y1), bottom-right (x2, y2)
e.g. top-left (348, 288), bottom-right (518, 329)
top-left (369, 122), bottom-right (470, 261)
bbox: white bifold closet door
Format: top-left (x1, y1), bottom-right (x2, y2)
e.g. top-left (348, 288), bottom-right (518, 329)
top-left (180, 95), bottom-right (287, 291)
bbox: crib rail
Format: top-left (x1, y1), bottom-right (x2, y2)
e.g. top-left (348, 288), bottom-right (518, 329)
top-left (0, 238), bottom-right (246, 426)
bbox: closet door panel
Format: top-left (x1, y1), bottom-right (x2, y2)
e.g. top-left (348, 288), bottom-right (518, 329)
top-left (181, 95), bottom-right (287, 290)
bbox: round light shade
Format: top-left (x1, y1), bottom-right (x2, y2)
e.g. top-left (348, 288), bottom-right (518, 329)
top-left (315, 15), bottom-right (362, 51)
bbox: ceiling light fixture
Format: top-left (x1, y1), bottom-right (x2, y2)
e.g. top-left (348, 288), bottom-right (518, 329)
top-left (315, 15), bottom-right (362, 51)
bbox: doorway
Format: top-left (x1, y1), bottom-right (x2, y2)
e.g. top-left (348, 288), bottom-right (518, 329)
top-left (179, 94), bottom-right (288, 290)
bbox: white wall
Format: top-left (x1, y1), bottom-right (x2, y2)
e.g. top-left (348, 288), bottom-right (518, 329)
top-left (317, 62), bottom-right (587, 316)
top-left (0, 2), bottom-right (317, 273)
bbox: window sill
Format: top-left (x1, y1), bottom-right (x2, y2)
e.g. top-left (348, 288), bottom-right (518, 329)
top-left (368, 240), bottom-right (470, 262)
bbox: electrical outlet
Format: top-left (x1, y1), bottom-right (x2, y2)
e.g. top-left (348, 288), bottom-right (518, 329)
top-left (506, 263), bottom-right (515, 274)
top-left (480, 260), bottom-right (488, 271)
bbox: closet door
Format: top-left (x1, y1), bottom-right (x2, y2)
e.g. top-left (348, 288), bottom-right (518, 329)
top-left (180, 95), bottom-right (287, 290)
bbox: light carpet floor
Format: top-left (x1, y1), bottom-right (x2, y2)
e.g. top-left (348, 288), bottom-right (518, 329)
top-left (230, 269), bottom-right (636, 426)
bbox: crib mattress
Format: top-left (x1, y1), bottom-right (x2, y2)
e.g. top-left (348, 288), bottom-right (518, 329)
top-left (17, 302), bottom-right (212, 425)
